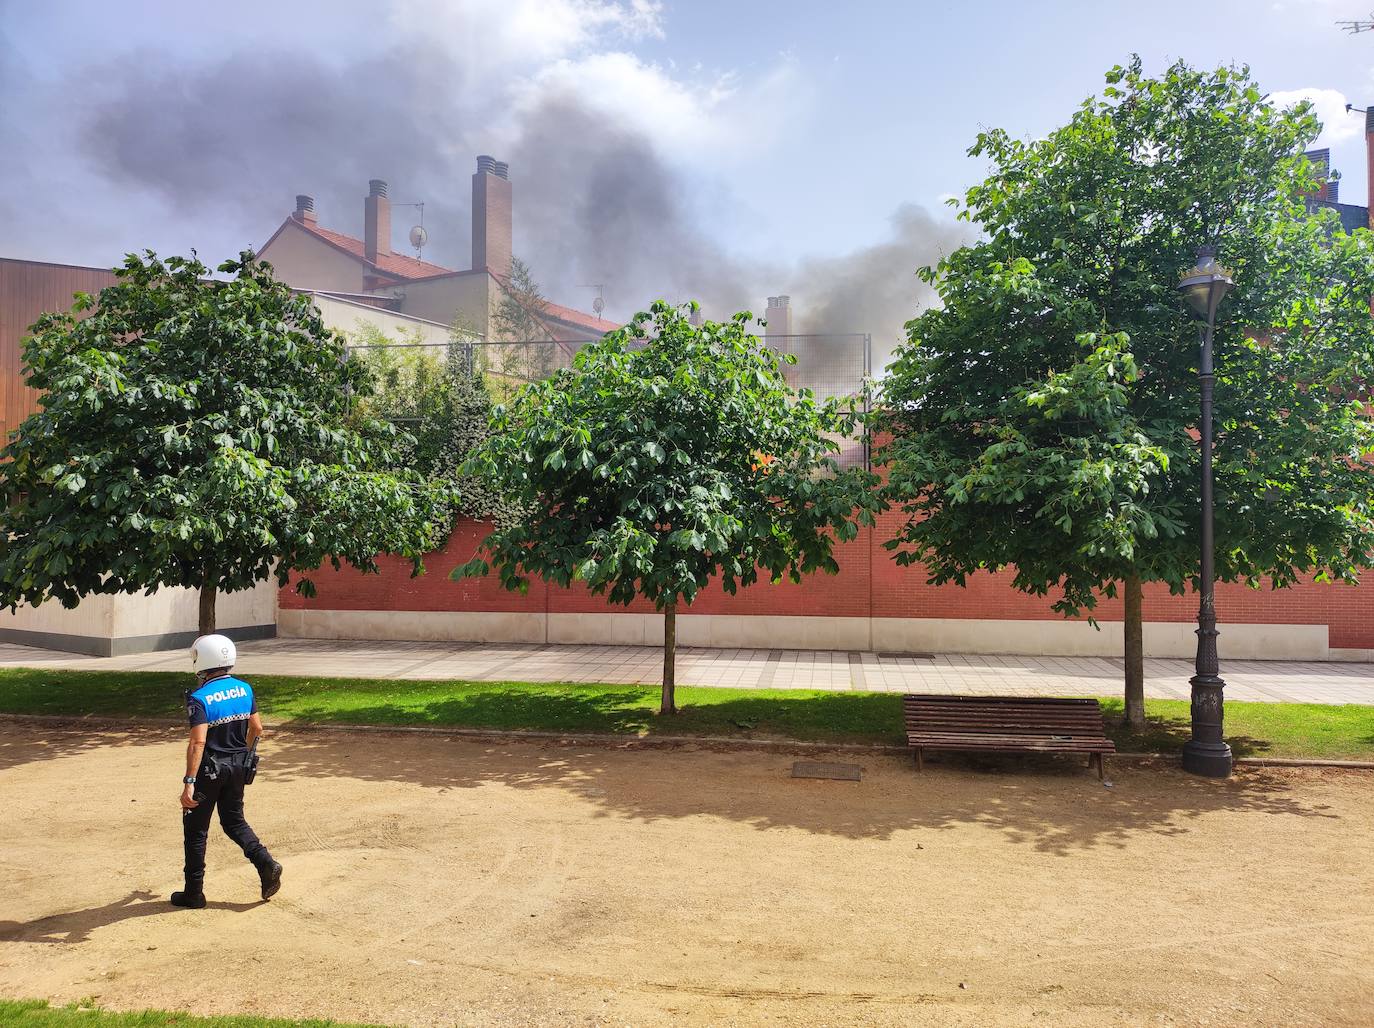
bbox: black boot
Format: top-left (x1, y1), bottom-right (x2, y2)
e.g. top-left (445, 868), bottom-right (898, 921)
top-left (258, 860), bottom-right (282, 900)
top-left (170, 889), bottom-right (206, 909)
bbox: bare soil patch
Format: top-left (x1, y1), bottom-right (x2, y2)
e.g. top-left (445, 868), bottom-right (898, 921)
top-left (2, 722), bottom-right (1372, 1026)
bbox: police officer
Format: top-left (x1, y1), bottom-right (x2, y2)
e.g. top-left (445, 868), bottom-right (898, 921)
top-left (173, 634), bottom-right (283, 908)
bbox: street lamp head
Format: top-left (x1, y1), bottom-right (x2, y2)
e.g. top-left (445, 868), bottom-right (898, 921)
top-left (1177, 244), bottom-right (1234, 322)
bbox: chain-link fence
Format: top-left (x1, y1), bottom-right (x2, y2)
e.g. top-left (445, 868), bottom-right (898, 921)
top-left (765, 333), bottom-right (871, 403)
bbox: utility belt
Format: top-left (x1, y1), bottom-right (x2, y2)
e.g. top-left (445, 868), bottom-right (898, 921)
top-left (198, 742), bottom-right (260, 785)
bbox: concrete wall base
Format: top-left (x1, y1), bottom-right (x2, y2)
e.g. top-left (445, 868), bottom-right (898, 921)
top-left (278, 609), bottom-right (1357, 661)
top-left (0, 623), bottom-right (277, 658)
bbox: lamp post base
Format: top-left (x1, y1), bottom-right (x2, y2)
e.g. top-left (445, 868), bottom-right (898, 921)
top-left (1181, 739), bottom-right (1233, 778)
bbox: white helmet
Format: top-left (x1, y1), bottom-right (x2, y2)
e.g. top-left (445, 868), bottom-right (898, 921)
top-left (191, 634), bottom-right (237, 673)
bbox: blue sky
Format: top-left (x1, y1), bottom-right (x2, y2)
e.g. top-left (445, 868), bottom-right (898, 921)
top-left (2, 0), bottom-right (1371, 357)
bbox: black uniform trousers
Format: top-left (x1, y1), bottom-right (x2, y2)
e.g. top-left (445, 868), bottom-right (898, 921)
top-left (183, 751), bottom-right (271, 890)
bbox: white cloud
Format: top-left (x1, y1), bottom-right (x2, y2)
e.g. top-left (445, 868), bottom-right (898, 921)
top-left (391, 0), bottom-right (662, 69)
top-left (1269, 87), bottom-right (1363, 144)
top-left (384, 0), bottom-right (801, 166)
top-left (514, 48), bottom-right (803, 166)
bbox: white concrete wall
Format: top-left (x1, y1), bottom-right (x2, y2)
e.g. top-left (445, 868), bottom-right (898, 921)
top-left (870, 617), bottom-right (1329, 661)
top-left (278, 608), bottom-right (544, 644)
top-left (2, 594), bottom-right (117, 637)
top-left (313, 295), bottom-right (455, 347)
top-left (108, 580), bottom-right (278, 640)
top-left (390, 273), bottom-right (493, 334)
top-left (0, 579), bottom-right (278, 655)
top-left (278, 609), bottom-right (1350, 661)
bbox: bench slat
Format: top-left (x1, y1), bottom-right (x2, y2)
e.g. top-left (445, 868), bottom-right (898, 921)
top-left (902, 693), bottom-right (1115, 777)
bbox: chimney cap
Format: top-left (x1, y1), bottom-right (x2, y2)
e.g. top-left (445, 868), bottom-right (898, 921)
top-left (368, 179), bottom-right (388, 198)
top-left (476, 155), bottom-right (509, 179)
top-left (295, 194), bottom-right (315, 212)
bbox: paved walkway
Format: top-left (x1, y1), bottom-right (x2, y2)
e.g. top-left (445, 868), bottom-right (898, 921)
top-left (1, 637), bottom-right (1372, 705)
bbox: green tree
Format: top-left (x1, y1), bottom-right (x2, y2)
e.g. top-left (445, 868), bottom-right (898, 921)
top-left (457, 301), bottom-right (879, 714)
top-left (0, 251), bottom-right (453, 634)
top-left (486, 256), bottom-right (558, 398)
top-left (352, 324), bottom-right (520, 526)
top-left (876, 58), bottom-right (1374, 728)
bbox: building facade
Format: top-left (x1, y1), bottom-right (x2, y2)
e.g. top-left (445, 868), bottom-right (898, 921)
top-left (258, 158), bottom-right (617, 344)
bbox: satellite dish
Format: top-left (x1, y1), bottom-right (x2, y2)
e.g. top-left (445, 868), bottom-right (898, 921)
top-left (592, 296), bottom-right (605, 317)
top-left (409, 225), bottom-right (428, 250)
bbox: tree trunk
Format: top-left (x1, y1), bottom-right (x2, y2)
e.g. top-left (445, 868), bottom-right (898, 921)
top-left (198, 573), bottom-right (217, 636)
top-left (661, 600), bottom-right (677, 715)
top-left (1123, 574), bottom-right (1146, 731)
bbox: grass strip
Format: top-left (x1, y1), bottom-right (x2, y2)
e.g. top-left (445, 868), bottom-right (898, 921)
top-left (0, 668), bottom-right (1371, 760)
top-left (0, 998), bottom-right (384, 1027)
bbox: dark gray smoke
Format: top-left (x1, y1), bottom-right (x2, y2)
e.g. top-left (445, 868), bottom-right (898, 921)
top-left (795, 204), bottom-right (973, 372)
top-left (508, 97), bottom-right (761, 317)
top-left (81, 47), bottom-right (477, 269)
top-left (37, 32), bottom-right (973, 375)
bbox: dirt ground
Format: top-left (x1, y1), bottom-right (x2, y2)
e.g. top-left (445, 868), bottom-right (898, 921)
top-left (1, 722), bottom-right (1372, 1027)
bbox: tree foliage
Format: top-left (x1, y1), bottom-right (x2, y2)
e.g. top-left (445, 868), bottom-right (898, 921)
top-left (458, 301), bottom-right (878, 713)
top-left (875, 58), bottom-right (1374, 721)
top-left (485, 256), bottom-right (558, 398)
top-left (352, 324), bottom-right (523, 527)
top-left (0, 251), bottom-right (453, 632)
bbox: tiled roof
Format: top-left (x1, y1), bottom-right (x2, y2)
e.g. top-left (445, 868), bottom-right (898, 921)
top-left (540, 299), bottom-right (620, 335)
top-left (297, 221), bottom-right (455, 280)
top-left (268, 216), bottom-right (614, 332)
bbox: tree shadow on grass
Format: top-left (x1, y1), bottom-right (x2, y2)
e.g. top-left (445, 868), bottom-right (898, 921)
top-left (281, 686), bottom-right (906, 745)
top-left (1099, 709), bottom-right (1276, 758)
top-left (0, 890), bottom-right (261, 944)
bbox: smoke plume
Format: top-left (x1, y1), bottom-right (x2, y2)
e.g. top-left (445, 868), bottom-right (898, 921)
top-left (9, 10), bottom-right (974, 376)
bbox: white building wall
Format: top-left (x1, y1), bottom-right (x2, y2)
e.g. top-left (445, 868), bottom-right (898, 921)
top-left (258, 221), bottom-right (368, 293)
top-left (312, 294), bottom-right (458, 346)
top-left (0, 580), bottom-right (278, 657)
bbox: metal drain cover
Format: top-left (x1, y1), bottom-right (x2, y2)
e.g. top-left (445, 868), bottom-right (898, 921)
top-left (877, 652), bottom-right (935, 660)
top-left (791, 761), bottom-right (863, 781)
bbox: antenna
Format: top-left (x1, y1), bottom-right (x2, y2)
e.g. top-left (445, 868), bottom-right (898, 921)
top-left (391, 200), bottom-right (426, 259)
top-left (579, 283), bottom-right (607, 319)
top-left (1338, 11), bottom-right (1374, 32)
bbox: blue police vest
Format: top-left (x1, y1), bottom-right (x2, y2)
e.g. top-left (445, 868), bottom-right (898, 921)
top-left (189, 676), bottom-right (255, 728)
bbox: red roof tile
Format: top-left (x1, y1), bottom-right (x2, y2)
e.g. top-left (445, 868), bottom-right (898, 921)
top-left (540, 299), bottom-right (620, 335)
top-left (294, 220), bottom-right (456, 280)
top-left (268, 216), bottom-right (614, 333)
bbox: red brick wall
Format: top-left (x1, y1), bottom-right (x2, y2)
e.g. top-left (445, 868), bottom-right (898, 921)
top-left (280, 515), bottom-right (1374, 649)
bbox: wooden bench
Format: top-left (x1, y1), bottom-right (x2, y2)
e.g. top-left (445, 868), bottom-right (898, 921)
top-left (903, 694), bottom-right (1116, 779)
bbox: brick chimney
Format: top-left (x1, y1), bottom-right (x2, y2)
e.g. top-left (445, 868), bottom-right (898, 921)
top-left (472, 155), bottom-right (513, 279)
top-left (292, 194), bottom-right (317, 226)
top-left (364, 179), bottom-right (391, 263)
top-left (1305, 148), bottom-right (1332, 202)
top-left (765, 295), bottom-right (793, 337)
top-left (1367, 109), bottom-right (1374, 228)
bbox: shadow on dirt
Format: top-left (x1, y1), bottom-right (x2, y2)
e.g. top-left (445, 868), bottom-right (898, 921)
top-left (260, 728), bottom-right (1346, 856)
top-left (0, 711), bottom-right (1352, 857)
top-left (0, 720), bottom-right (177, 771)
top-left (0, 890), bottom-right (261, 944)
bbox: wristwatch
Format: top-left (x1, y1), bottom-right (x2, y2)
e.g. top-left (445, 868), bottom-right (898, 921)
top-left (183, 776), bottom-right (197, 785)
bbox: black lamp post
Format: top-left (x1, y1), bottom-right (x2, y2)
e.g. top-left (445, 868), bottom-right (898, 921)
top-left (1176, 244), bottom-right (1235, 779)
